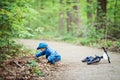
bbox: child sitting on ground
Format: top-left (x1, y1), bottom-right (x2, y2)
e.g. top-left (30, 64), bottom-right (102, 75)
top-left (35, 42), bottom-right (61, 64)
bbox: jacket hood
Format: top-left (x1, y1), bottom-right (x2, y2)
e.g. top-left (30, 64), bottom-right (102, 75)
top-left (37, 42), bottom-right (48, 50)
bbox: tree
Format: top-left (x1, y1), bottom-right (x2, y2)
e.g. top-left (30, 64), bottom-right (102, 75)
top-left (0, 0), bottom-right (35, 61)
top-left (87, 0), bottom-right (93, 19)
top-left (59, 0), bottom-right (65, 34)
top-left (66, 0), bottom-right (80, 33)
top-left (109, 0), bottom-right (120, 39)
top-left (96, 0), bottom-right (107, 29)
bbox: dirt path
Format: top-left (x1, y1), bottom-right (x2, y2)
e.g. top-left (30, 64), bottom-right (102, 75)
top-left (18, 39), bottom-right (120, 80)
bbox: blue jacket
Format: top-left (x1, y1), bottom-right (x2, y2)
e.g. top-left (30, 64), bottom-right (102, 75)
top-left (35, 47), bottom-right (61, 64)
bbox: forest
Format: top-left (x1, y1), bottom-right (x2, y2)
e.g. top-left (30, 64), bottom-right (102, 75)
top-left (0, 0), bottom-right (120, 79)
top-left (0, 0), bottom-right (120, 61)
top-left (0, 0), bottom-right (120, 58)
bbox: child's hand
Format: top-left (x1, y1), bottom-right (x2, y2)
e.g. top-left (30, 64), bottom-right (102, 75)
top-left (34, 57), bottom-right (40, 62)
top-left (47, 61), bottom-right (52, 65)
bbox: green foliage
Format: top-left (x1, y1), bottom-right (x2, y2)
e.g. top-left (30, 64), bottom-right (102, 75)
top-left (56, 33), bottom-right (80, 44)
top-left (0, 44), bottom-right (24, 63)
top-left (27, 0), bottom-right (60, 37)
top-left (27, 0), bottom-right (119, 52)
top-left (107, 0), bottom-right (120, 39)
top-left (0, 0), bottom-right (36, 47)
top-left (0, 0), bottom-right (119, 59)
top-left (0, 0), bottom-right (37, 61)
top-left (115, 41), bottom-right (120, 47)
top-left (28, 60), bottom-right (45, 76)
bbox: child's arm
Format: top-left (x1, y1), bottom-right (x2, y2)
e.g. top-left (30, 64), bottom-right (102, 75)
top-left (35, 52), bottom-right (45, 57)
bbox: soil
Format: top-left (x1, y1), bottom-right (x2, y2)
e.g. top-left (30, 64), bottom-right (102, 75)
top-left (2, 39), bottom-right (120, 80)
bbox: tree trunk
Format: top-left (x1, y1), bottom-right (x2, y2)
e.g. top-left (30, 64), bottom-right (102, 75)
top-left (66, 1), bottom-right (72, 33)
top-left (53, 0), bottom-right (55, 6)
top-left (96, 0), bottom-right (107, 29)
top-left (113, 0), bottom-right (120, 39)
top-left (73, 0), bottom-right (80, 28)
top-left (87, 0), bottom-right (93, 19)
top-left (66, 9), bottom-right (72, 33)
top-left (59, 0), bottom-right (65, 34)
top-left (114, 0), bottom-right (117, 27)
top-left (66, 0), bottom-right (80, 33)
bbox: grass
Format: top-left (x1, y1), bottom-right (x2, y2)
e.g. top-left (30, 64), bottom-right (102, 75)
top-left (31, 31), bottom-right (120, 52)
top-left (0, 43), bottom-right (35, 63)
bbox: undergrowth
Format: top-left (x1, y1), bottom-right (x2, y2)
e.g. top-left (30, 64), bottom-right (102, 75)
top-left (0, 44), bottom-right (35, 63)
top-left (32, 32), bottom-right (120, 52)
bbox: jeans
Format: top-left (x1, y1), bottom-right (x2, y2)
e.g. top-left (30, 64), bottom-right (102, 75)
top-left (47, 55), bottom-right (61, 64)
